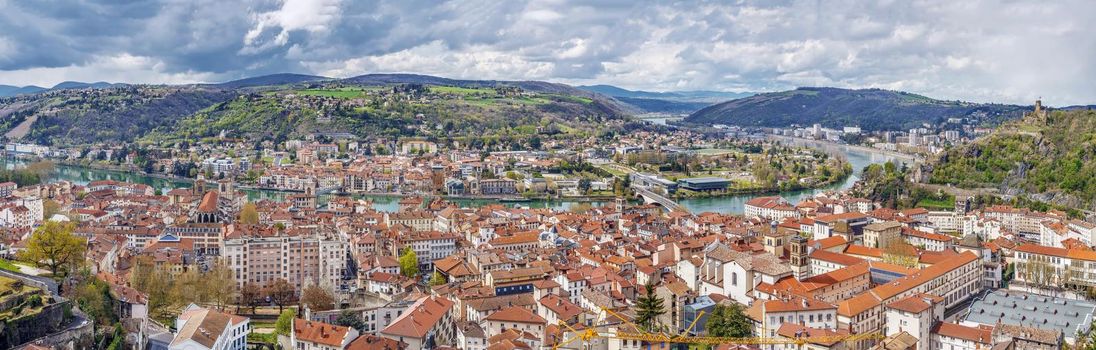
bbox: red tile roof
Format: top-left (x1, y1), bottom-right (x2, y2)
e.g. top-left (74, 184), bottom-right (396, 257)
top-left (485, 305), bottom-right (547, 325)
top-left (197, 191), bottom-right (219, 212)
top-left (932, 322), bottom-right (993, 344)
top-left (382, 296), bottom-right (454, 339)
top-left (294, 318), bottom-right (353, 347)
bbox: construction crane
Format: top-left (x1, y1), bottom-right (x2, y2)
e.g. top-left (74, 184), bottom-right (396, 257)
top-left (552, 306), bottom-right (884, 349)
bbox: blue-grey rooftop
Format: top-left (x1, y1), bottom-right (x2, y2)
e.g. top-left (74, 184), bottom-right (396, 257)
top-left (678, 177), bottom-right (731, 184)
top-left (962, 290), bottom-right (1095, 337)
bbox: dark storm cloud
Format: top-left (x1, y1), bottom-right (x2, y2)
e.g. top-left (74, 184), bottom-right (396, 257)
top-left (0, 0), bottom-right (1093, 105)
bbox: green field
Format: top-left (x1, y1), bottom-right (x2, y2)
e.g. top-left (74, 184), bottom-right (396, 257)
top-left (548, 94), bottom-right (594, 104)
top-left (430, 86), bottom-right (495, 95)
top-left (296, 88), bottom-right (367, 98)
top-left (916, 197), bottom-right (955, 210)
top-left (0, 259), bottom-right (21, 273)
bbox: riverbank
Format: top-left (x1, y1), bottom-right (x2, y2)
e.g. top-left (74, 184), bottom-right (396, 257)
top-left (4, 143), bottom-right (903, 215)
top-left (51, 159), bottom-right (200, 184)
top-left (768, 135), bottom-right (921, 162)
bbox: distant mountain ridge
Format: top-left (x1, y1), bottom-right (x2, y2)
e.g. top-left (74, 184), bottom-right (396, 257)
top-left (51, 81), bottom-right (128, 90)
top-left (214, 73), bottom-right (330, 88)
top-left (577, 85), bottom-right (753, 103)
top-left (685, 87), bottom-right (1029, 131)
top-left (576, 84), bottom-right (752, 114)
top-left (0, 85), bottom-right (47, 97)
top-left (0, 81), bottom-right (127, 97)
top-left (346, 73), bottom-right (601, 97)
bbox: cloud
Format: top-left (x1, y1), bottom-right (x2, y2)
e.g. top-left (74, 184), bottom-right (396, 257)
top-left (0, 0), bottom-right (1093, 105)
top-left (242, 0), bottom-right (343, 54)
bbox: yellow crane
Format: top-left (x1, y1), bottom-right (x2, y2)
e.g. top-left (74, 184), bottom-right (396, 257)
top-left (552, 307), bottom-right (884, 349)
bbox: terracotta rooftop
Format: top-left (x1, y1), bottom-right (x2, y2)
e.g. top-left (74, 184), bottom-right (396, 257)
top-left (294, 318), bottom-right (353, 347)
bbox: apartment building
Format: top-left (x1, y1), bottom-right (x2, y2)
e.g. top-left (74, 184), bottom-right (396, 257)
top-left (836, 251), bottom-right (981, 349)
top-left (392, 230), bottom-right (458, 267)
top-left (744, 196), bottom-right (799, 221)
top-left (222, 227), bottom-right (349, 294)
top-left (1012, 243), bottom-right (1096, 290)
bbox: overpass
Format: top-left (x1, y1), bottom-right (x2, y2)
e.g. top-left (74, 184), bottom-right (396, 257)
top-left (632, 186), bottom-right (688, 213)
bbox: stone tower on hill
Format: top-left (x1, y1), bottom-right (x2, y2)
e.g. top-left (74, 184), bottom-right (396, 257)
top-left (1026, 99), bottom-right (1049, 125)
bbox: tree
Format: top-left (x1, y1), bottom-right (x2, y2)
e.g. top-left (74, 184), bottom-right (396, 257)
top-left (265, 278), bottom-right (296, 313)
top-left (334, 310), bottom-right (366, 331)
top-left (240, 202), bottom-right (259, 225)
top-left (430, 271), bottom-right (447, 286)
top-left (634, 283), bottom-right (665, 332)
top-left (301, 284), bottom-right (336, 311)
top-left (172, 268), bottom-right (204, 306)
top-left (399, 248), bottom-right (419, 278)
top-left (239, 282), bottom-right (262, 314)
top-left (22, 221), bottom-right (85, 277)
top-left (706, 303), bottom-right (753, 338)
top-left (205, 263), bottom-right (237, 310)
top-left (274, 308), bottom-right (297, 336)
top-left (569, 202), bottom-right (594, 214)
top-left (25, 161), bottom-right (55, 179)
top-left (73, 269), bottom-right (115, 326)
top-left (43, 199), bottom-right (62, 220)
top-left (751, 161), bottom-right (777, 188)
top-left (140, 263), bottom-right (174, 321)
top-left (882, 239), bottom-right (919, 268)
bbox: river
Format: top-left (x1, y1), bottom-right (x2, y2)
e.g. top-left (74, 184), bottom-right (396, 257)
top-left (7, 142), bottom-right (908, 215)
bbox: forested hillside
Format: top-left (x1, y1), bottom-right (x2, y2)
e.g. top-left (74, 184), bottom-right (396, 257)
top-left (686, 87), bottom-right (1027, 131)
top-left (0, 75), bottom-right (632, 146)
top-left (930, 109), bottom-right (1096, 209)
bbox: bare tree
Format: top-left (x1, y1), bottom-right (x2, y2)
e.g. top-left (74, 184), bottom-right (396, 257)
top-left (239, 282), bottom-right (262, 314)
top-left (265, 279), bottom-right (295, 313)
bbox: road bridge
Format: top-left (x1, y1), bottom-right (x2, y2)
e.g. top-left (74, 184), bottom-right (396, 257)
top-left (632, 186), bottom-right (688, 213)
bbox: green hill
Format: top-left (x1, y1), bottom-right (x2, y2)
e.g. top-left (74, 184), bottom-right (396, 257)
top-left (20, 87), bottom-right (235, 145)
top-left (161, 83), bottom-right (627, 143)
top-left (0, 74), bottom-right (633, 146)
top-left (929, 109), bottom-right (1096, 209)
top-left (685, 87), bottom-right (1027, 131)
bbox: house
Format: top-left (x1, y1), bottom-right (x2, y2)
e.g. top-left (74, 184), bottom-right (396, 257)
top-left (883, 294), bottom-right (944, 350)
top-left (699, 242), bottom-right (792, 304)
top-left (380, 296), bottom-right (456, 349)
top-left (292, 318), bottom-right (359, 350)
top-left (169, 304), bottom-right (249, 350)
top-left (346, 334), bottom-right (407, 350)
top-left (863, 221), bottom-right (901, 249)
top-left (480, 306), bottom-right (547, 346)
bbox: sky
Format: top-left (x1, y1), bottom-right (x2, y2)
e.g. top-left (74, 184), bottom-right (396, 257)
top-left (0, 0), bottom-right (1093, 105)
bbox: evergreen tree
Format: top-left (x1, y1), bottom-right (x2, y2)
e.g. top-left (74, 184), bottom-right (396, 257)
top-left (335, 310), bottom-right (367, 331)
top-left (706, 303), bottom-right (753, 338)
top-left (635, 283), bottom-right (665, 332)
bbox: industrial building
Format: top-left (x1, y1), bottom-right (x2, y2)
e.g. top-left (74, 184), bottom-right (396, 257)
top-left (676, 177), bottom-right (731, 191)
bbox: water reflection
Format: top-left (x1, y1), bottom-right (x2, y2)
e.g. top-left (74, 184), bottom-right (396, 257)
top-left (5, 142), bottom-right (906, 215)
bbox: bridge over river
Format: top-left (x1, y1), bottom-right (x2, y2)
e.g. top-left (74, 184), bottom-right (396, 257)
top-left (632, 185), bottom-right (688, 212)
